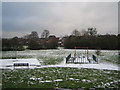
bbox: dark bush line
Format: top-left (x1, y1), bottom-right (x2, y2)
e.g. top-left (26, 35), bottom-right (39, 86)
top-left (2, 34), bottom-right (119, 51)
top-left (64, 35), bottom-right (119, 50)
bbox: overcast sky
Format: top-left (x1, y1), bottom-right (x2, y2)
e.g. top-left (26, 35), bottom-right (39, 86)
top-left (2, 2), bottom-right (118, 38)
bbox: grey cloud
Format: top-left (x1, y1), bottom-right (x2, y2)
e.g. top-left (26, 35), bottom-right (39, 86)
top-left (2, 2), bottom-right (118, 38)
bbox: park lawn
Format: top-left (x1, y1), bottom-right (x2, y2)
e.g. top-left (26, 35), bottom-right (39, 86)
top-left (2, 67), bottom-right (119, 88)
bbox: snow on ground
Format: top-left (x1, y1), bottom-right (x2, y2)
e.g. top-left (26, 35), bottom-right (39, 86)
top-left (0, 58), bottom-right (41, 69)
top-left (0, 58), bottom-right (119, 70)
top-left (39, 59), bottom-right (119, 71)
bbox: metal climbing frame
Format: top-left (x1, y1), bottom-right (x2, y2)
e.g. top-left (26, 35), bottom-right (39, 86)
top-left (74, 46), bottom-right (88, 59)
top-left (66, 47), bottom-right (98, 64)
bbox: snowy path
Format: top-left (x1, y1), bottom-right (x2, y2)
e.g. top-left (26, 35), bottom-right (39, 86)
top-left (0, 58), bottom-right (119, 71)
top-left (39, 60), bottom-right (119, 71)
top-left (0, 58), bottom-right (41, 69)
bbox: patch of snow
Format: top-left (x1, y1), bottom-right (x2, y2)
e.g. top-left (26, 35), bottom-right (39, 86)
top-left (69, 78), bottom-right (74, 80)
top-left (30, 77), bottom-right (36, 80)
top-left (82, 79), bottom-right (91, 83)
top-left (37, 78), bottom-right (42, 80)
top-left (54, 79), bottom-right (63, 82)
top-left (75, 79), bottom-right (79, 81)
top-left (0, 57), bottom-right (119, 71)
top-left (82, 79), bottom-right (86, 82)
top-left (68, 78), bottom-right (79, 81)
top-left (30, 77), bottom-right (42, 81)
top-left (39, 80), bottom-right (52, 83)
top-left (0, 58), bottom-right (41, 69)
top-left (38, 60), bottom-right (119, 71)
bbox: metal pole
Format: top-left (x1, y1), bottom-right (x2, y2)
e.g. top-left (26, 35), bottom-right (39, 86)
top-left (87, 47), bottom-right (88, 60)
top-left (15, 47), bottom-right (17, 59)
top-left (74, 47), bottom-right (76, 59)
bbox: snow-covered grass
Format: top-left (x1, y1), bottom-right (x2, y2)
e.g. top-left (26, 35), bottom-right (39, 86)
top-left (99, 51), bottom-right (119, 64)
top-left (37, 56), bottom-right (63, 65)
top-left (0, 58), bottom-right (41, 69)
top-left (1, 49), bottom-right (119, 65)
top-left (1, 49), bottom-right (119, 88)
top-left (2, 67), bottom-right (119, 88)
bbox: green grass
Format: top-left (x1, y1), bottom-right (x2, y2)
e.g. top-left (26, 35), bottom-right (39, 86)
top-left (37, 56), bottom-right (63, 65)
top-left (1, 50), bottom-right (119, 89)
top-left (100, 54), bottom-right (119, 64)
top-left (1, 55), bottom-right (33, 59)
top-left (2, 67), bottom-right (119, 88)
top-left (1, 50), bottom-right (119, 65)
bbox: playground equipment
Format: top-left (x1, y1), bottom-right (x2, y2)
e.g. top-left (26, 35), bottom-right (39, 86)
top-left (66, 47), bottom-right (98, 64)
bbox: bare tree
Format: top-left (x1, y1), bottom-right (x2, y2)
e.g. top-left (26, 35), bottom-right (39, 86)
top-left (30, 31), bottom-right (39, 39)
top-left (23, 34), bottom-right (30, 39)
top-left (72, 29), bottom-right (80, 36)
top-left (23, 31), bottom-right (39, 39)
top-left (88, 27), bottom-right (97, 36)
top-left (41, 30), bottom-right (50, 39)
top-left (81, 29), bottom-right (89, 36)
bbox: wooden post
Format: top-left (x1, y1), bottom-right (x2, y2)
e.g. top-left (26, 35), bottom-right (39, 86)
top-left (87, 47), bottom-right (88, 60)
top-left (74, 47), bottom-right (76, 59)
